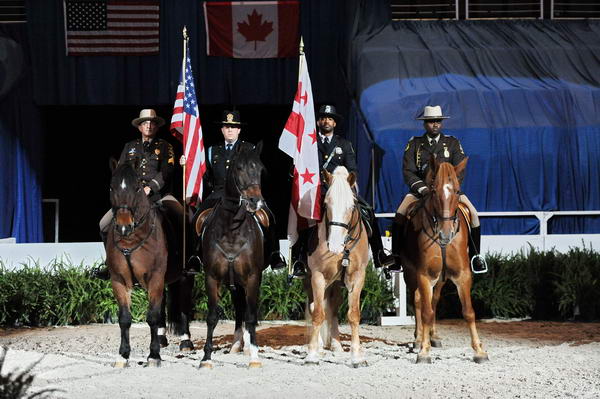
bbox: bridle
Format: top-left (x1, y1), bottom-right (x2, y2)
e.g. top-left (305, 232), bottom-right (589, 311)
top-left (421, 187), bottom-right (460, 247)
top-left (325, 203), bottom-right (363, 267)
top-left (110, 187), bottom-right (157, 264)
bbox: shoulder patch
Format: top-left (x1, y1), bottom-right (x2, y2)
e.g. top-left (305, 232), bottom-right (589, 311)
top-left (405, 136), bottom-right (414, 152)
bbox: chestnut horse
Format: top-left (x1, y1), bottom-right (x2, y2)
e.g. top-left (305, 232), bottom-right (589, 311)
top-left (305, 166), bottom-right (370, 367)
top-left (199, 144), bottom-right (266, 369)
top-left (401, 157), bottom-right (488, 364)
top-left (106, 162), bottom-right (195, 368)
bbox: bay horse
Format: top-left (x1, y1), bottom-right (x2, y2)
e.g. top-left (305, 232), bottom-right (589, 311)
top-left (401, 156), bottom-right (489, 364)
top-left (106, 161), bottom-right (195, 368)
top-left (199, 143), bottom-right (266, 369)
top-left (304, 166), bottom-right (370, 367)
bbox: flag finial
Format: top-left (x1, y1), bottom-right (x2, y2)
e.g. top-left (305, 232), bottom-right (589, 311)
top-left (183, 26), bottom-right (188, 40)
top-left (299, 36), bottom-right (304, 56)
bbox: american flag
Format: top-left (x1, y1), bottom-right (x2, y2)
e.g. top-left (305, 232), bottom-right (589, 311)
top-left (63, 0), bottom-right (159, 56)
top-left (170, 43), bottom-right (206, 206)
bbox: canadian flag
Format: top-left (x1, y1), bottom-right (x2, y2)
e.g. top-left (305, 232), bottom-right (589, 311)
top-left (279, 52), bottom-right (321, 245)
top-left (203, 1), bottom-right (299, 59)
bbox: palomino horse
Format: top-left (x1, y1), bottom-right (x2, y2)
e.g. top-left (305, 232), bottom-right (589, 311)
top-left (401, 156), bottom-right (488, 364)
top-left (106, 162), bottom-right (195, 367)
top-left (199, 144), bottom-right (266, 369)
top-left (305, 166), bottom-right (370, 367)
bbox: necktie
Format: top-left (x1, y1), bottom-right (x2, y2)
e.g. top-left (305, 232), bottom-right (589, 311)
top-left (324, 137), bottom-right (330, 145)
top-left (226, 143), bottom-right (232, 151)
top-left (143, 141), bottom-right (150, 152)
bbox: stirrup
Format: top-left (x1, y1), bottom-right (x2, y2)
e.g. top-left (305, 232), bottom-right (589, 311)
top-left (377, 249), bottom-right (397, 269)
top-left (291, 260), bottom-right (307, 279)
top-left (470, 254), bottom-right (488, 274)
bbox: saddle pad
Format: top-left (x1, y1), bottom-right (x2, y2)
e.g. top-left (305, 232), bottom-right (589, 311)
top-left (458, 202), bottom-right (471, 228)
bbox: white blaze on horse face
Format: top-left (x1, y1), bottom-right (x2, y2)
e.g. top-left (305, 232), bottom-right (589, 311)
top-left (443, 183), bottom-right (452, 200)
top-left (120, 178), bottom-right (127, 190)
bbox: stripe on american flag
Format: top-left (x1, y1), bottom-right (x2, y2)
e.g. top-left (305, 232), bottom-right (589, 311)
top-left (64, 0), bottom-right (159, 56)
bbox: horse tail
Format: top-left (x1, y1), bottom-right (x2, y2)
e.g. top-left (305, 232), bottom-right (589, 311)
top-left (166, 276), bottom-right (195, 336)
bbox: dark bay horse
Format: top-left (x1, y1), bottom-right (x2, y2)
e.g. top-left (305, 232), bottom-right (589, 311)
top-left (401, 157), bottom-right (489, 364)
top-left (106, 162), bottom-right (194, 368)
top-left (199, 144), bottom-right (266, 369)
top-left (304, 166), bottom-right (370, 367)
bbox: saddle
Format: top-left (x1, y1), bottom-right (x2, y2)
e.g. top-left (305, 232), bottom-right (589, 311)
top-left (195, 207), bottom-right (270, 236)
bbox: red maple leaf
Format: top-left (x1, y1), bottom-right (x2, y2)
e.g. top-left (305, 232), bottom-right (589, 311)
top-left (237, 9), bottom-right (273, 50)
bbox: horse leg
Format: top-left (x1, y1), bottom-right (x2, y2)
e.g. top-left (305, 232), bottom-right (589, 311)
top-left (430, 280), bottom-right (446, 348)
top-left (111, 280), bottom-right (132, 368)
top-left (325, 281), bottom-right (343, 353)
top-left (146, 278), bottom-right (165, 367)
top-left (230, 284), bottom-right (246, 354)
top-left (244, 274), bottom-right (262, 368)
top-left (201, 276), bottom-right (220, 369)
top-left (416, 273), bottom-right (435, 364)
top-left (168, 276), bottom-right (195, 352)
top-left (346, 269), bottom-right (367, 368)
top-left (413, 289), bottom-right (423, 352)
top-left (454, 272), bottom-right (489, 363)
top-left (158, 288), bottom-right (168, 348)
top-left (305, 271), bottom-right (326, 365)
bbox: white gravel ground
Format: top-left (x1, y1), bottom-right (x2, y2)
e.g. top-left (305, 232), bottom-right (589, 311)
top-left (1, 320), bottom-right (599, 399)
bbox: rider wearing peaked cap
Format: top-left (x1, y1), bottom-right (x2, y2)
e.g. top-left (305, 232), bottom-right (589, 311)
top-left (190, 109), bottom-right (286, 271)
top-left (289, 104), bottom-right (396, 278)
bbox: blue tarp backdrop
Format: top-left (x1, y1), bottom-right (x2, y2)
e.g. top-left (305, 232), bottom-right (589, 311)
top-left (352, 20), bottom-right (600, 234)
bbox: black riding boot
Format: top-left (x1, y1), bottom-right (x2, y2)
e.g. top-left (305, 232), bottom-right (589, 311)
top-left (91, 231), bottom-right (111, 280)
top-left (266, 228), bottom-right (286, 270)
top-left (368, 218), bottom-right (395, 269)
top-left (388, 213), bottom-right (406, 272)
top-left (290, 229), bottom-right (309, 278)
top-left (469, 226), bottom-right (487, 272)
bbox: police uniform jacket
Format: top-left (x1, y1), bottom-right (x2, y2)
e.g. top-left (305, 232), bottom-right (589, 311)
top-left (118, 138), bottom-right (175, 200)
top-left (204, 140), bottom-right (255, 200)
top-left (318, 134), bottom-right (357, 177)
top-left (403, 132), bottom-right (465, 195)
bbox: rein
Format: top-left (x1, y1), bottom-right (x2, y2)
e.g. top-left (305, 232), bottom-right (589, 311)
top-left (112, 203), bottom-right (158, 272)
top-left (326, 205), bottom-right (363, 267)
top-left (419, 189), bottom-right (461, 282)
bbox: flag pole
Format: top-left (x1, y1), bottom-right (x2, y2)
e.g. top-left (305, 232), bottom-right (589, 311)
top-left (288, 36), bottom-right (305, 280)
top-left (182, 26), bottom-right (189, 272)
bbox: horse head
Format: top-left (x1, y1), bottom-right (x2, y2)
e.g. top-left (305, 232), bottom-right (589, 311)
top-left (109, 161), bottom-right (151, 238)
top-left (323, 166), bottom-right (357, 254)
top-left (226, 142), bottom-right (265, 213)
top-left (426, 155), bottom-right (468, 246)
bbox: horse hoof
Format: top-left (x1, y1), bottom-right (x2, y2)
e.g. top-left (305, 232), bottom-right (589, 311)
top-left (248, 361), bottom-right (262, 369)
top-left (159, 335), bottom-right (168, 348)
top-left (179, 340), bottom-right (194, 352)
top-left (230, 342), bottom-right (242, 354)
top-left (351, 360), bottom-right (368, 368)
top-left (200, 361), bottom-right (214, 369)
top-left (243, 347), bottom-right (251, 356)
top-left (416, 355), bottom-right (432, 364)
top-left (113, 360), bottom-right (128, 368)
top-left (430, 339), bottom-right (443, 348)
top-left (474, 354), bottom-right (490, 364)
top-left (412, 342), bottom-right (422, 352)
top-left (147, 358), bottom-right (161, 368)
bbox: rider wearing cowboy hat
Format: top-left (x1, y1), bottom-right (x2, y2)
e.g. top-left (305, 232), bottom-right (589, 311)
top-left (95, 109), bottom-right (188, 279)
top-left (191, 109), bottom-right (286, 271)
top-left (290, 104), bottom-right (396, 278)
top-left (388, 105), bottom-right (487, 274)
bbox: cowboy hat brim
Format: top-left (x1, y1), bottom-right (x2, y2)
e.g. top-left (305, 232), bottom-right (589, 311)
top-left (132, 116), bottom-right (166, 127)
top-left (214, 120), bottom-right (246, 126)
top-left (416, 115), bottom-right (450, 120)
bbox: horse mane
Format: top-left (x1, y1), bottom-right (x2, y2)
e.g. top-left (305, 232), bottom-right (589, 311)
top-left (325, 166), bottom-right (355, 210)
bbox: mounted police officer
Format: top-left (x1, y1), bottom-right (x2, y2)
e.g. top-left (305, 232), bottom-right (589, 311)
top-left (192, 110), bottom-right (286, 270)
top-left (388, 105), bottom-right (487, 273)
top-left (95, 109), bottom-right (186, 278)
top-left (290, 105), bottom-right (395, 277)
